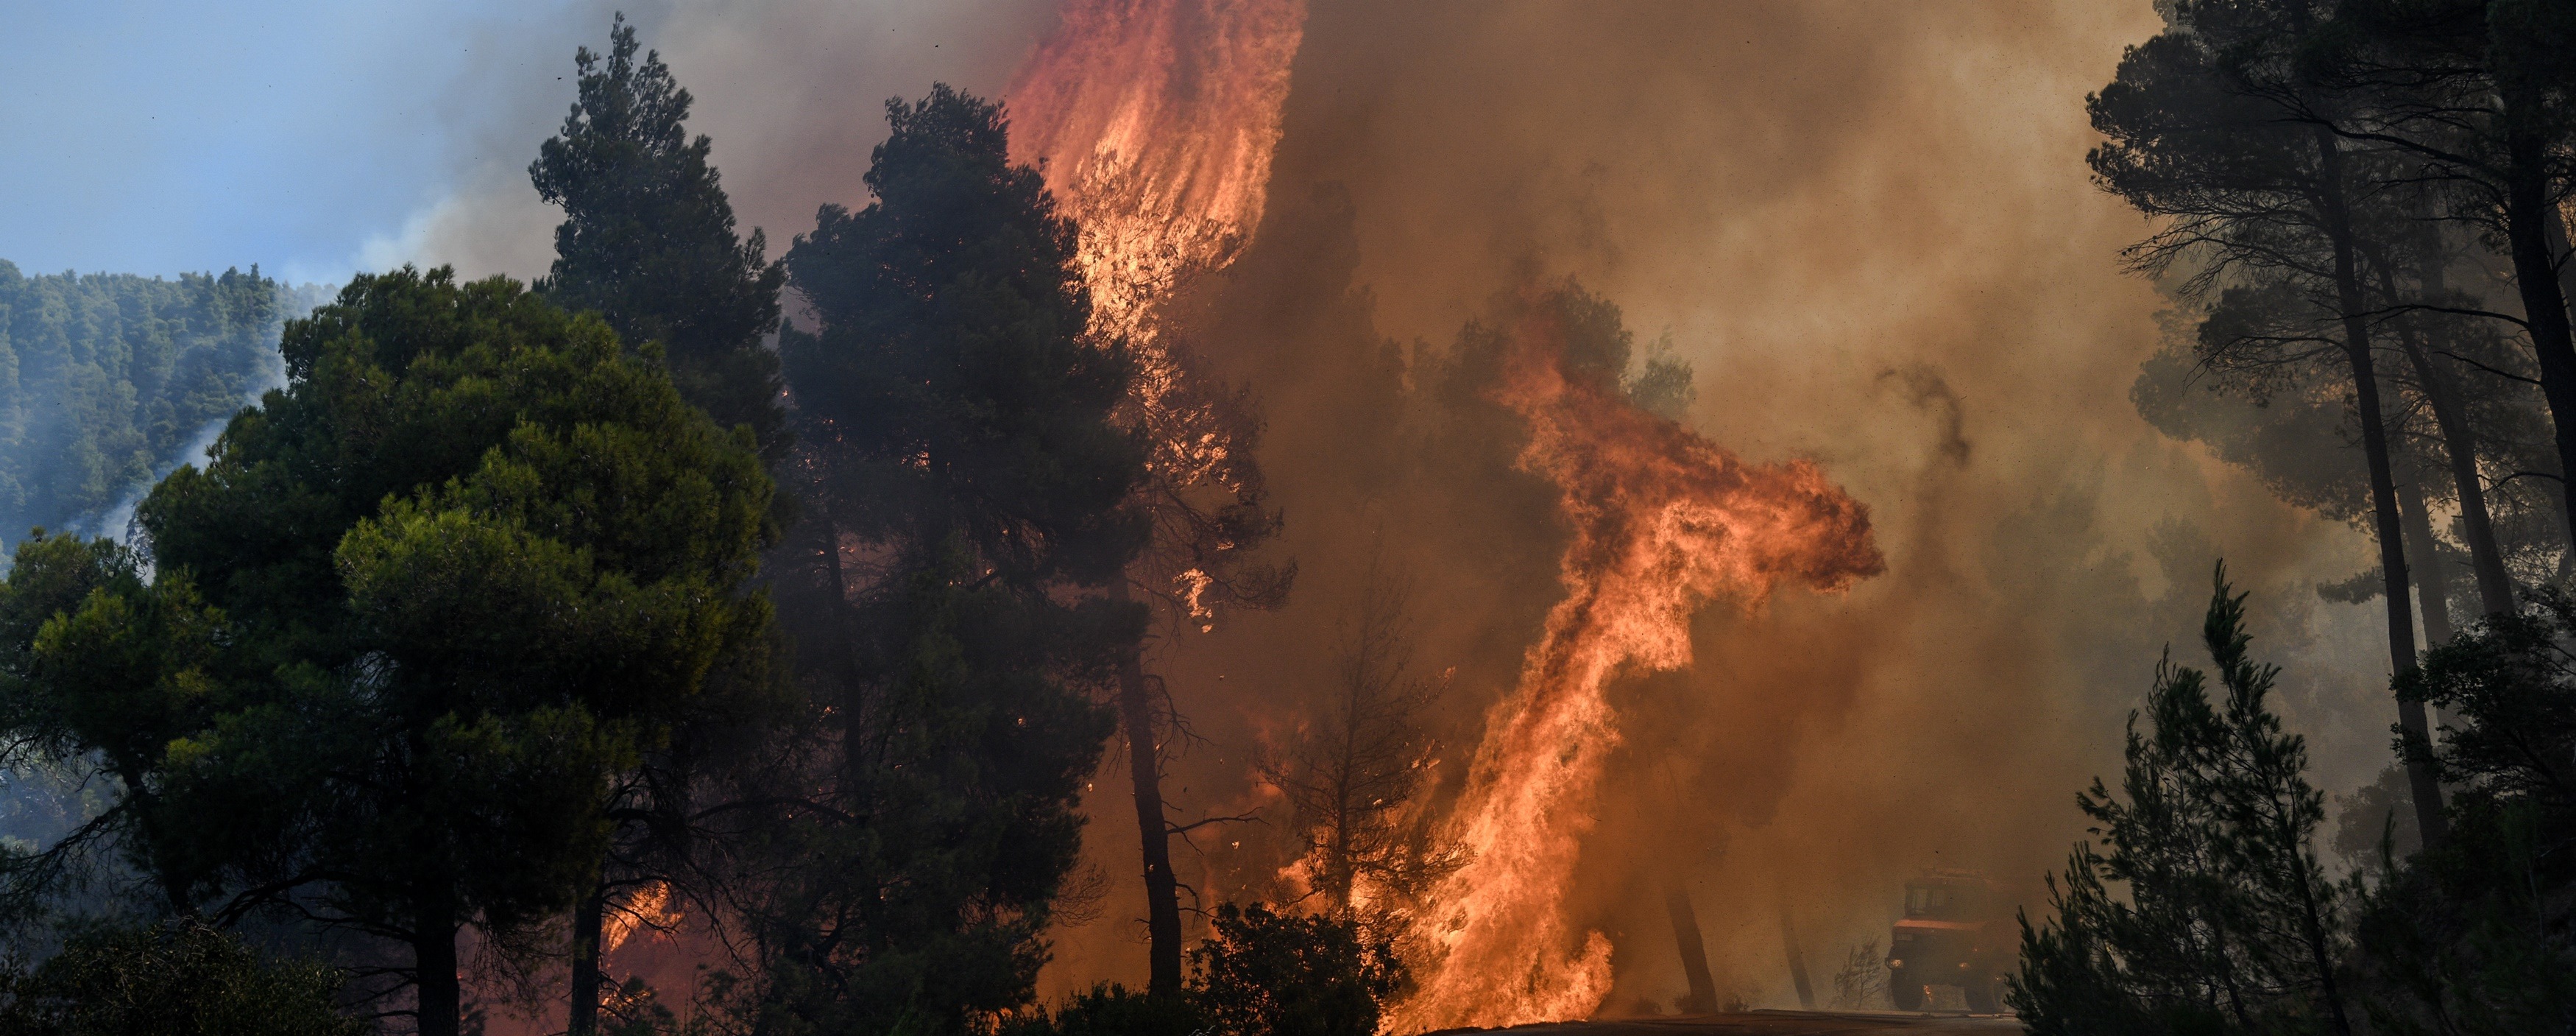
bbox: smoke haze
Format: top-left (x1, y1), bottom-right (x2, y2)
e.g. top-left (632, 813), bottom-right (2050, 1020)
top-left (347, 0), bottom-right (2414, 1018)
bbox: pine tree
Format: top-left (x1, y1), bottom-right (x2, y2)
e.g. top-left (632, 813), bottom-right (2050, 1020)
top-left (2090, 0), bottom-right (2449, 842)
top-left (2012, 563), bottom-right (2352, 1035)
top-left (35, 267), bottom-right (779, 1036)
top-left (733, 85), bottom-right (1146, 1034)
top-left (531, 14), bottom-right (788, 462)
top-left (528, 19), bottom-right (796, 1030)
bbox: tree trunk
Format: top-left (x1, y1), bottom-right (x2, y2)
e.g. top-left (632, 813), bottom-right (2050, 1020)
top-left (1776, 899), bottom-right (1816, 1011)
top-left (2545, 199), bottom-right (2576, 414)
top-left (2318, 128), bottom-right (2448, 845)
top-left (414, 902), bottom-right (462, 1036)
top-left (2381, 247), bottom-right (2516, 618)
top-left (2347, 333), bottom-right (2451, 848)
top-left (2504, 129), bottom-right (2576, 557)
top-left (2396, 479), bottom-right (2456, 646)
top-left (1111, 582), bottom-right (1183, 997)
top-left (569, 887), bottom-right (605, 1036)
top-left (1663, 883), bottom-right (1718, 1014)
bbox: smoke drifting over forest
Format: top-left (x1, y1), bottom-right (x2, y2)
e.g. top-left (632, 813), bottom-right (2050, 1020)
top-left (329, 0), bottom-right (2413, 1018)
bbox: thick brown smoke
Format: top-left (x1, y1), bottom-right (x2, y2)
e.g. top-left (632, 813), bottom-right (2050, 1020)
top-left (1033, 0), bottom-right (2403, 1015)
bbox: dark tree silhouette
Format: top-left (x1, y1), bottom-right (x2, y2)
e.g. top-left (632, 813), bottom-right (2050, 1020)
top-left (749, 85), bottom-right (1147, 1034)
top-left (1262, 558), bottom-right (1459, 919)
top-left (2310, 0), bottom-right (2576, 554)
top-left (2090, 0), bottom-right (2447, 841)
top-left (531, 13), bottom-right (788, 463)
top-left (2011, 565), bottom-right (2351, 1036)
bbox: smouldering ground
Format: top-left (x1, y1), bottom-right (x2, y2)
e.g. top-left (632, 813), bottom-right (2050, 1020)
top-left (1433, 1010), bottom-right (2023, 1036)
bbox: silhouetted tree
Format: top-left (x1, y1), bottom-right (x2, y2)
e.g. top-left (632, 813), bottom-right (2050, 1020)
top-left (532, 14), bottom-right (788, 464)
top-left (2310, 0), bottom-right (2576, 553)
top-left (744, 84), bottom-right (1145, 1035)
top-left (1262, 558), bottom-right (1458, 917)
top-left (1105, 333), bottom-right (1291, 997)
top-left (0, 920), bottom-right (364, 1036)
top-left (2090, 0), bottom-right (2447, 842)
top-left (2012, 564), bottom-right (2352, 1036)
top-left (1187, 902), bottom-right (1404, 1036)
top-left (2351, 588), bottom-right (2576, 1032)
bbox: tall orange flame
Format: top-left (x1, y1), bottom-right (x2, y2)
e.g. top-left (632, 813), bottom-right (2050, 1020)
top-left (1008, 0), bottom-right (1305, 347)
top-left (1008, 0), bottom-right (1306, 554)
top-left (1389, 311), bottom-right (1884, 1031)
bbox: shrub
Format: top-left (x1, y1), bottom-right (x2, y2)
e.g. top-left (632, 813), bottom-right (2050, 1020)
top-left (0, 920), bottom-right (364, 1036)
top-left (1189, 903), bottom-right (1403, 1036)
top-left (1001, 983), bottom-right (1204, 1036)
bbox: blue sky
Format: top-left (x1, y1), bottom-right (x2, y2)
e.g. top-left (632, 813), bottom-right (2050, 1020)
top-left (1, 1), bottom-right (1050, 287)
top-left (1, 1), bottom-right (620, 283)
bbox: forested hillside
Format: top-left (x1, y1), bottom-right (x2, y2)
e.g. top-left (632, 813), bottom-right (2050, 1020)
top-left (0, 261), bottom-right (325, 542)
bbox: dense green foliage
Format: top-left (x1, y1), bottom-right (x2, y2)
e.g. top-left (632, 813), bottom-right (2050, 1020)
top-left (0, 262), bottom-right (320, 543)
top-left (0, 534), bottom-right (222, 916)
top-left (703, 84), bottom-right (1142, 1035)
top-left (531, 15), bottom-right (787, 463)
top-left (1005, 903), bottom-right (1404, 1036)
top-left (0, 268), bottom-right (775, 1036)
top-left (529, 21), bottom-right (800, 1034)
top-left (0, 920), bottom-right (363, 1036)
top-left (1188, 902), bottom-right (1405, 1036)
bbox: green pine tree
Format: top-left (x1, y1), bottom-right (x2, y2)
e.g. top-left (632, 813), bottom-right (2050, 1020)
top-left (0, 268), bottom-right (777, 1036)
top-left (723, 84), bottom-right (1145, 1035)
top-left (532, 14), bottom-right (788, 463)
top-left (2012, 563), bottom-right (2351, 1036)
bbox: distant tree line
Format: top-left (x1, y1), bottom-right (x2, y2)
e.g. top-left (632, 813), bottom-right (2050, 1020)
top-left (0, 263), bottom-right (327, 543)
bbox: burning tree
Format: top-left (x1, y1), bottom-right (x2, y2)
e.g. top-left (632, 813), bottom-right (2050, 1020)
top-left (1262, 557), bottom-right (1464, 922)
top-left (1005, 0), bottom-right (1306, 998)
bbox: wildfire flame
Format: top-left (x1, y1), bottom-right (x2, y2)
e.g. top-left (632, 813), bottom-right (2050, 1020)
top-left (1007, 0), bottom-right (1306, 586)
top-left (601, 880), bottom-right (678, 955)
top-left (1007, 0), bottom-right (1304, 349)
top-left (1388, 310), bottom-right (1884, 1031)
top-left (1005, 6), bottom-right (1883, 1030)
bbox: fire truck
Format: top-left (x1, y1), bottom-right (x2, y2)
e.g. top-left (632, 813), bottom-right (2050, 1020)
top-left (1884, 869), bottom-right (2010, 1012)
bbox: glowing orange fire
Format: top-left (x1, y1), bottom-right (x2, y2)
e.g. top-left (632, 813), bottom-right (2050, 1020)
top-left (601, 880), bottom-right (679, 955)
top-left (1388, 311), bottom-right (1884, 1031)
top-left (1007, 0), bottom-right (1306, 598)
top-left (1007, 0), bottom-right (1304, 348)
